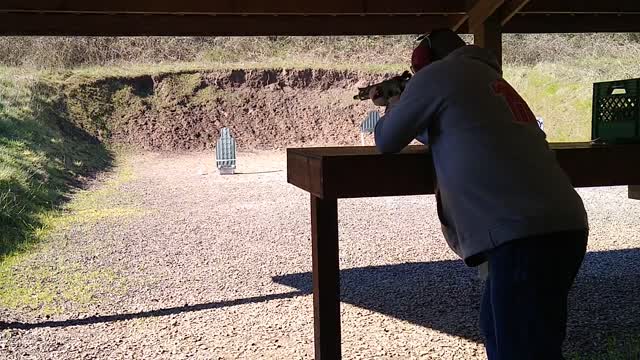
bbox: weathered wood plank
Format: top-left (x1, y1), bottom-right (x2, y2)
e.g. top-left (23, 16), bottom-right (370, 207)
top-left (0, 0), bottom-right (467, 14)
top-left (323, 152), bottom-right (436, 199)
top-left (4, 0), bottom-right (640, 15)
top-left (0, 13), bottom-right (455, 36)
top-left (287, 144), bottom-right (640, 199)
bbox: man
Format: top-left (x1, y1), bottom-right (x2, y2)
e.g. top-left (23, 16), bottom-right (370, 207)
top-left (370, 29), bottom-right (589, 359)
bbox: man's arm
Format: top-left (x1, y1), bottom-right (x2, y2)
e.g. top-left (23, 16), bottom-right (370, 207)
top-left (373, 72), bottom-right (442, 153)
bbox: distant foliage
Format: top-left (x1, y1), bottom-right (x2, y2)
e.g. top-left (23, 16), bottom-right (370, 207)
top-left (0, 34), bottom-right (638, 69)
top-left (502, 33), bottom-right (640, 65)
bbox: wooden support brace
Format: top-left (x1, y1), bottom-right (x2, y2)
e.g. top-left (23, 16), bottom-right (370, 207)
top-left (500, 0), bottom-right (531, 26)
top-left (467, 0), bottom-right (505, 32)
top-left (473, 12), bottom-right (503, 65)
top-left (455, 0), bottom-right (530, 33)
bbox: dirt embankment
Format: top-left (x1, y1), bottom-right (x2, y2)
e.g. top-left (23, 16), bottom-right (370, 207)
top-left (64, 69), bottom-right (393, 150)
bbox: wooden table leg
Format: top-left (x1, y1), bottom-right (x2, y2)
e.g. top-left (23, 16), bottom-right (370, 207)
top-left (311, 195), bottom-right (341, 359)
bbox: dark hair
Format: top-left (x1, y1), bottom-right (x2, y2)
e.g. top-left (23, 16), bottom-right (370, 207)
top-left (420, 28), bottom-right (467, 61)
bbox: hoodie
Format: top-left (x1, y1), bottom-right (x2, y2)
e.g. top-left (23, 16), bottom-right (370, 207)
top-left (374, 45), bottom-right (589, 266)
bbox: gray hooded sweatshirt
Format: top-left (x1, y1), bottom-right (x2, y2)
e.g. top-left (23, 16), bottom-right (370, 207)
top-left (374, 45), bottom-right (588, 266)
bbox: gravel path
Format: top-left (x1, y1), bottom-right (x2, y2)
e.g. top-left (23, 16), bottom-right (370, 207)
top-left (1, 151), bottom-right (639, 359)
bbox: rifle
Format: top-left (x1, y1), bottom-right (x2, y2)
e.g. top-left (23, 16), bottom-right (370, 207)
top-left (353, 71), bottom-right (412, 102)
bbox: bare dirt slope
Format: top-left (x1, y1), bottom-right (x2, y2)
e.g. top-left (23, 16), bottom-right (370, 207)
top-left (1, 152), bottom-right (639, 359)
top-left (67, 69), bottom-right (389, 151)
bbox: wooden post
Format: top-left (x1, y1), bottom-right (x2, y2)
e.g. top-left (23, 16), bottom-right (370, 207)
top-left (473, 12), bottom-right (503, 66)
top-left (311, 195), bottom-right (341, 359)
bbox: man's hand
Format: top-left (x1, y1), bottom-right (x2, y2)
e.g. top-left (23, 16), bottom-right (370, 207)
top-left (369, 86), bottom-right (388, 106)
top-left (387, 95), bottom-right (401, 107)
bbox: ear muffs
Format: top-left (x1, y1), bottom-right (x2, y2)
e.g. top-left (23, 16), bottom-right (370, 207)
top-left (411, 35), bottom-right (432, 73)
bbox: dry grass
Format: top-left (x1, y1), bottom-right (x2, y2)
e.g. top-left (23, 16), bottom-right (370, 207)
top-left (1, 34), bottom-right (639, 69)
top-left (0, 36), bottom-right (418, 70)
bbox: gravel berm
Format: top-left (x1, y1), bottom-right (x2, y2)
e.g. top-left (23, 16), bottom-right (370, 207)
top-left (1, 151), bottom-right (639, 359)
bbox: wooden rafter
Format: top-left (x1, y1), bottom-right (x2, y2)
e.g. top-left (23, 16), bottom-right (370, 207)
top-left (0, 13), bottom-right (458, 36)
top-left (501, 0), bottom-right (531, 25)
top-left (0, 0), bottom-right (468, 15)
top-left (452, 14), bottom-right (470, 32)
top-left (467, 0), bottom-right (505, 32)
top-left (3, 0), bottom-right (640, 35)
top-left (4, 0), bottom-right (640, 16)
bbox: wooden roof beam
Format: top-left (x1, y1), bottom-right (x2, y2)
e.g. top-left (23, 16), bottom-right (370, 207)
top-left (467, 0), bottom-right (505, 32)
top-left (501, 0), bottom-right (531, 26)
top-left (0, 13), bottom-right (460, 36)
top-left (0, 0), bottom-right (469, 15)
top-left (458, 0), bottom-right (529, 31)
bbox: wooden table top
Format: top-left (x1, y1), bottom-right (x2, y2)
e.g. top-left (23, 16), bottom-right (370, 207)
top-left (287, 143), bottom-right (640, 199)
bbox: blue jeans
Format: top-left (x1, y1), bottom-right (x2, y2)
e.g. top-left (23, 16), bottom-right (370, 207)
top-left (480, 230), bottom-right (588, 360)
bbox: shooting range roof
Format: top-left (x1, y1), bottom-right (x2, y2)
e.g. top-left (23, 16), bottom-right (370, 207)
top-left (1, 0), bottom-right (639, 36)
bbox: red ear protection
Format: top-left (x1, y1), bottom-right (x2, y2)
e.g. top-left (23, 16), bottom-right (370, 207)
top-left (411, 45), bottom-right (431, 73)
top-left (411, 35), bottom-right (432, 73)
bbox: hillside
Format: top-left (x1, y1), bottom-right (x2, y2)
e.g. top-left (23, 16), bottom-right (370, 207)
top-left (1, 33), bottom-right (639, 257)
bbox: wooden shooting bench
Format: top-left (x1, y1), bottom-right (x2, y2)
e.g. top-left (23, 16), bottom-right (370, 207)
top-left (287, 143), bottom-right (640, 358)
top-left (3, 0), bottom-right (640, 359)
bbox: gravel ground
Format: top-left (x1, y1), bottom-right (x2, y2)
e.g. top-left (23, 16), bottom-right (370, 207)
top-left (1, 151), bottom-right (639, 359)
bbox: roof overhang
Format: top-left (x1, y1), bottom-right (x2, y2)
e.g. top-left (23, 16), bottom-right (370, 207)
top-left (1, 0), bottom-right (639, 36)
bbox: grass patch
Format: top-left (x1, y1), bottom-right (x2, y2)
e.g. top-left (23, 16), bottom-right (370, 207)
top-left (0, 255), bottom-right (125, 315)
top-left (569, 336), bottom-right (640, 360)
top-left (0, 69), bottom-right (112, 260)
top-left (54, 60), bottom-right (407, 80)
top-left (504, 49), bottom-right (640, 143)
top-left (0, 155), bottom-right (135, 315)
top-left (193, 86), bottom-right (227, 106)
top-left (504, 65), bottom-right (593, 142)
top-left (51, 155), bottom-right (143, 230)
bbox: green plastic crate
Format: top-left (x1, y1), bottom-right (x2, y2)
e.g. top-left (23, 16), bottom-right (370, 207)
top-left (592, 78), bottom-right (640, 144)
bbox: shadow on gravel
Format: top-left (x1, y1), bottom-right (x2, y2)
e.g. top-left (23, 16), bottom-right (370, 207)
top-left (0, 291), bottom-right (306, 330)
top-left (2, 249), bottom-right (638, 357)
top-left (273, 248), bottom-right (640, 356)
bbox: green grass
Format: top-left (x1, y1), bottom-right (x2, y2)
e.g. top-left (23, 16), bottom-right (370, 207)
top-left (504, 57), bottom-right (640, 143)
top-left (49, 154), bottom-right (143, 230)
top-left (0, 255), bottom-right (124, 315)
top-left (0, 154), bottom-right (135, 315)
top-left (0, 68), bottom-right (112, 260)
top-left (53, 60), bottom-right (407, 82)
top-left (504, 64), bottom-right (593, 142)
top-left (569, 336), bottom-right (640, 359)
